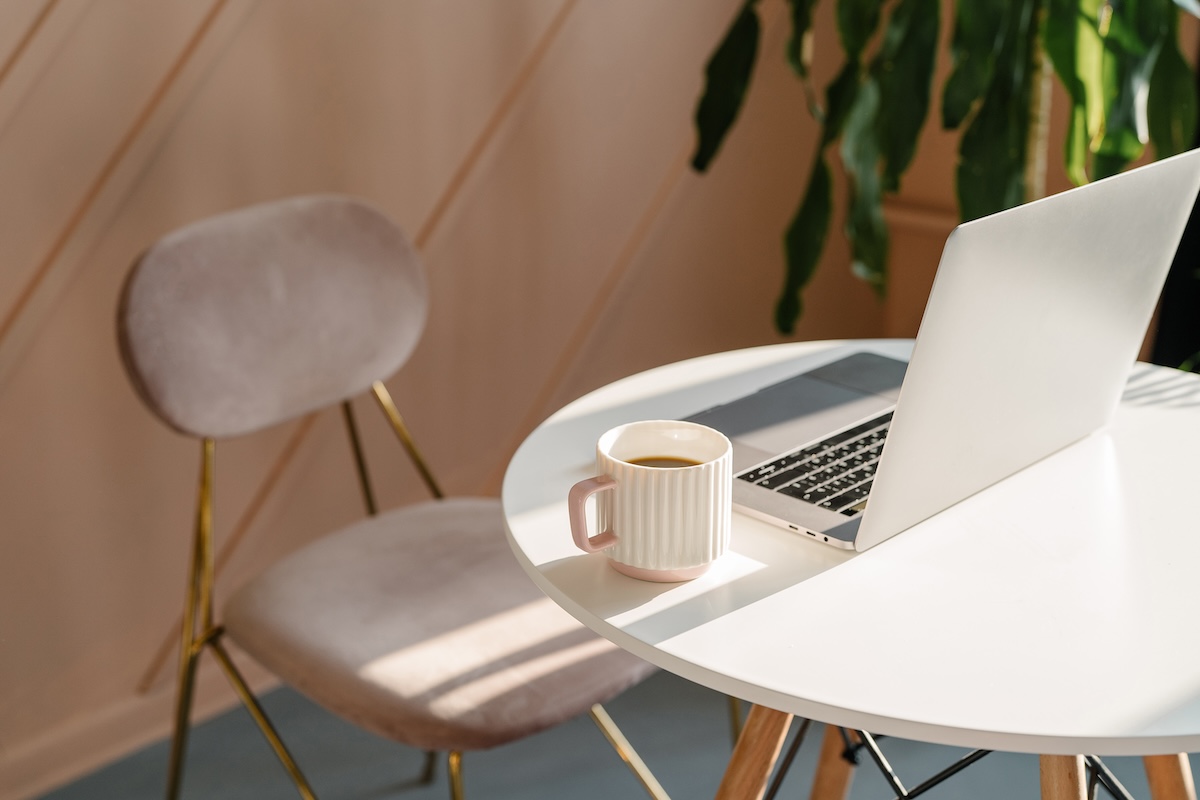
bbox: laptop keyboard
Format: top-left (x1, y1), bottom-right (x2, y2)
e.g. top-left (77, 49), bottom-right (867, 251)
top-left (736, 411), bottom-right (893, 517)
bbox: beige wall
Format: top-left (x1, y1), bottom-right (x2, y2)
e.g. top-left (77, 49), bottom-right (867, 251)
top-left (1, 1), bottom-right (1185, 798)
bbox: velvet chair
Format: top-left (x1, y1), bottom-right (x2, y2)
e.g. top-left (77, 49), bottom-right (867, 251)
top-left (117, 195), bottom-right (662, 800)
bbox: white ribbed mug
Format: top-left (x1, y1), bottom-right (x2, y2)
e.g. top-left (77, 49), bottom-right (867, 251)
top-left (568, 420), bottom-right (732, 582)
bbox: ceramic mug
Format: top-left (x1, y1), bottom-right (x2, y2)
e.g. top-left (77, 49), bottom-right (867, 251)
top-left (567, 420), bottom-right (732, 582)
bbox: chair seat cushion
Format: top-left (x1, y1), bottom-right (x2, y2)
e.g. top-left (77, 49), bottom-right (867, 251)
top-left (223, 497), bottom-right (655, 751)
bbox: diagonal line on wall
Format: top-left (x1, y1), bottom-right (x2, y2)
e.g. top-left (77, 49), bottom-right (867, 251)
top-left (414, 0), bottom-right (577, 248)
top-left (0, 0), bottom-right (92, 141)
top-left (0, 0), bottom-right (60, 92)
top-left (0, 0), bottom-right (231, 386)
top-left (480, 142), bottom-right (695, 496)
top-left (136, 0), bottom-right (582, 695)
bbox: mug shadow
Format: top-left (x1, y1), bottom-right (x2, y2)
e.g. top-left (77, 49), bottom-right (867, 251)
top-left (536, 521), bottom-right (855, 648)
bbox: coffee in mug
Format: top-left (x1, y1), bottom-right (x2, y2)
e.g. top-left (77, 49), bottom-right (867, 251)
top-left (568, 420), bottom-right (732, 581)
top-left (626, 456), bottom-right (703, 468)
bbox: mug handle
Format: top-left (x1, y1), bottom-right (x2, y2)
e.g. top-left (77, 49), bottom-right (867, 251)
top-left (568, 475), bottom-right (619, 553)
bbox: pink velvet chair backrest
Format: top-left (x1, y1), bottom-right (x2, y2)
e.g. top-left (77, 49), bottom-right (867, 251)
top-left (117, 195), bottom-right (428, 439)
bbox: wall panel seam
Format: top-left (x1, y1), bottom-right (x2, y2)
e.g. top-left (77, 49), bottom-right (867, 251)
top-left (0, 0), bottom-right (60, 94)
top-left (0, 0), bottom-right (229, 367)
top-left (416, 0), bottom-right (577, 249)
top-left (483, 142), bottom-right (696, 495)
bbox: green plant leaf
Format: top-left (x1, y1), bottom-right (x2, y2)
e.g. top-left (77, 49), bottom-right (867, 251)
top-left (838, 0), bottom-right (886, 60)
top-left (691, 1), bottom-right (761, 172)
top-left (1090, 0), bottom-right (1174, 179)
top-left (785, 0), bottom-right (821, 77)
top-left (822, 61), bottom-right (862, 145)
top-left (1102, 10), bottom-right (1152, 55)
top-left (956, 0), bottom-right (1038, 221)
top-left (841, 76), bottom-right (888, 292)
top-left (775, 61), bottom-right (859, 333)
top-left (942, 0), bottom-right (1007, 129)
top-left (1043, 0), bottom-right (1106, 184)
top-left (778, 155), bottom-right (834, 334)
top-left (872, 0), bottom-right (940, 191)
top-left (1147, 12), bottom-right (1198, 157)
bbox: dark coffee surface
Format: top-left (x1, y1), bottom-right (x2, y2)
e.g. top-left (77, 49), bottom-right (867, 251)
top-left (627, 456), bottom-right (702, 468)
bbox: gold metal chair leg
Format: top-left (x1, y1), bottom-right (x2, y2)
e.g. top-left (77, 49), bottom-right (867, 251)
top-left (167, 441), bottom-right (213, 800)
top-left (165, 649), bottom-right (200, 800)
top-left (371, 381), bottom-right (444, 499)
top-left (209, 637), bottom-right (318, 800)
top-left (341, 401), bottom-right (378, 516)
top-left (448, 750), bottom-right (465, 800)
top-left (165, 439), bottom-right (317, 799)
top-left (590, 704), bottom-right (671, 800)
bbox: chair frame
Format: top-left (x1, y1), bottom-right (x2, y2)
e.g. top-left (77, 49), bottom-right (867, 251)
top-left (164, 381), bottom-right (670, 800)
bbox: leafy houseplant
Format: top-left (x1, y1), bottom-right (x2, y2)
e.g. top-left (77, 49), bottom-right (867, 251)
top-left (693, 0), bottom-right (1200, 334)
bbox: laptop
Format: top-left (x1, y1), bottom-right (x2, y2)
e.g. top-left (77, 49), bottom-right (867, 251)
top-left (688, 148), bottom-right (1200, 551)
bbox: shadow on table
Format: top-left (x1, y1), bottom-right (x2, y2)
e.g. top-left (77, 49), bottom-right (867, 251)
top-left (1122, 362), bottom-right (1200, 408)
top-left (536, 524), bottom-right (855, 648)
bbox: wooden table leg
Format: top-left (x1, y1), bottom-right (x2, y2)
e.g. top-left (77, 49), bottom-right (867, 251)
top-left (810, 726), bottom-right (857, 800)
top-left (1040, 755), bottom-right (1086, 800)
top-left (714, 705), bottom-right (792, 800)
top-left (1145, 754), bottom-right (1197, 800)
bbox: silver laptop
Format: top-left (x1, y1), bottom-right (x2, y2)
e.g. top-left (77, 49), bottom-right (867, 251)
top-left (688, 149), bottom-right (1200, 551)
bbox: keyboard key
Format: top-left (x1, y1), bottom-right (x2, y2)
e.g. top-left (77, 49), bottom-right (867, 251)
top-left (739, 448), bottom-right (828, 484)
top-left (813, 452), bottom-right (843, 467)
top-left (739, 466), bottom-right (776, 483)
top-left (821, 480), bottom-right (873, 511)
top-left (831, 442), bottom-right (863, 460)
top-left (757, 468), bottom-right (805, 490)
top-left (827, 413), bottom-right (890, 445)
top-left (798, 442), bottom-right (828, 458)
top-left (840, 497), bottom-right (870, 516)
top-left (779, 481), bottom-right (839, 504)
top-left (840, 466), bottom-right (875, 484)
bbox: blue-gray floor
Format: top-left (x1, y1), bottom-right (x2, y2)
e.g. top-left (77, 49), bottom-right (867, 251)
top-left (39, 670), bottom-right (1188, 799)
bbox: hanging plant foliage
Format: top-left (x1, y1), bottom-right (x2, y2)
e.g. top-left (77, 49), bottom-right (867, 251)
top-left (692, 0), bottom-right (1199, 334)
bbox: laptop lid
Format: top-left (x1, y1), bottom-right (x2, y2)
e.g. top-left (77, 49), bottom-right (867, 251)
top-left (855, 148), bottom-right (1200, 550)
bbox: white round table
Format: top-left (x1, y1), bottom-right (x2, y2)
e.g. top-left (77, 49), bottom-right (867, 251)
top-left (501, 340), bottom-right (1200, 798)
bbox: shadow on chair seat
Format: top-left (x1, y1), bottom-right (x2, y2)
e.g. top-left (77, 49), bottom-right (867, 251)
top-left (224, 496), bottom-right (654, 752)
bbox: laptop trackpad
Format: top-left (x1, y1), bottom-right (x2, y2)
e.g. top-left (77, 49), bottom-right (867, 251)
top-left (806, 351), bottom-right (907, 400)
top-left (688, 374), bottom-right (892, 455)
